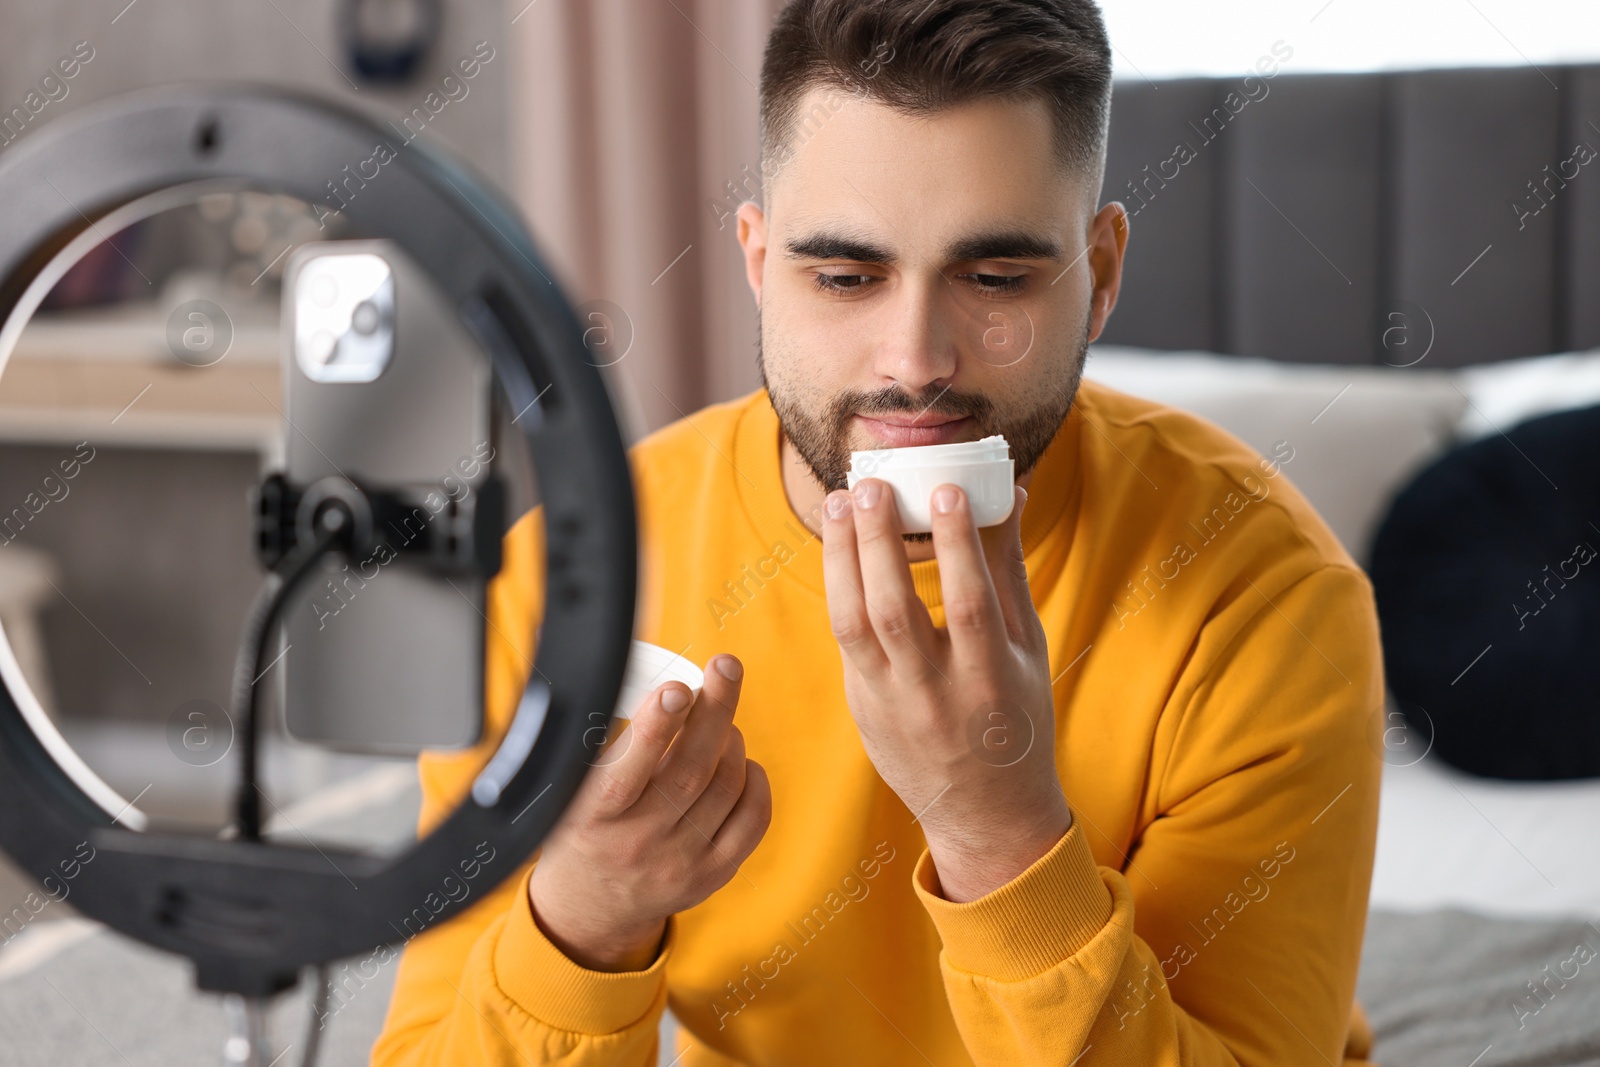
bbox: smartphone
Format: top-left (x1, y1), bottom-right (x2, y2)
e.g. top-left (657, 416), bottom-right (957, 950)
top-left (276, 239), bottom-right (492, 755)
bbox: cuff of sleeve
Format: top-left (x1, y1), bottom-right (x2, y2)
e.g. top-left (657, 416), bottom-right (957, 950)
top-left (492, 878), bottom-right (674, 1035)
top-left (912, 814), bottom-right (1113, 982)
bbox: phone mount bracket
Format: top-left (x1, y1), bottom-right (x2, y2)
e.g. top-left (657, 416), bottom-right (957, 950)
top-left (254, 472), bottom-right (506, 577)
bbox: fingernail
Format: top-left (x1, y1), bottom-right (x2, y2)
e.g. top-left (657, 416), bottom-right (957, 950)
top-left (715, 655), bottom-right (743, 681)
top-left (854, 480), bottom-right (880, 509)
top-left (660, 687), bottom-right (690, 713)
top-left (826, 491), bottom-right (852, 519)
top-left (932, 485), bottom-right (959, 514)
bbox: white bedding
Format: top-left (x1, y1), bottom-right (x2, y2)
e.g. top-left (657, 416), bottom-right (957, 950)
top-left (1371, 746), bottom-right (1600, 920)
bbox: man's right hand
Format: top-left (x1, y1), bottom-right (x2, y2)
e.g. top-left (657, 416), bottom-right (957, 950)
top-left (527, 654), bottom-right (771, 972)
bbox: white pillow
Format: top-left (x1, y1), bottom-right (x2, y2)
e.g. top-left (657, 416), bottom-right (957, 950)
top-left (1083, 346), bottom-right (1466, 566)
top-left (1455, 349), bottom-right (1600, 441)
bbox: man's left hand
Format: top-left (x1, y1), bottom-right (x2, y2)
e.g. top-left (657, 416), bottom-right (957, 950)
top-left (821, 478), bottom-right (1072, 902)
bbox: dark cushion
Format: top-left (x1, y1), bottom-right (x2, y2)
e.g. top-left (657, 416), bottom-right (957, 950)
top-left (1367, 403), bottom-right (1600, 780)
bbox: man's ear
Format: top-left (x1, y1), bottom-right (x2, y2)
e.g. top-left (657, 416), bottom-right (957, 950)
top-left (736, 201), bottom-right (767, 308)
top-left (1085, 202), bottom-right (1129, 344)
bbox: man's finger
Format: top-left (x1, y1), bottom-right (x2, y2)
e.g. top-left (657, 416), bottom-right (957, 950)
top-left (705, 759), bottom-right (772, 876)
top-left (681, 723), bottom-right (748, 838)
top-left (930, 482), bottom-right (1007, 665)
top-left (978, 485), bottom-right (1036, 644)
top-left (847, 478), bottom-right (937, 677)
top-left (586, 681), bottom-right (694, 815)
top-left (821, 489), bottom-right (890, 676)
top-left (651, 654), bottom-right (742, 809)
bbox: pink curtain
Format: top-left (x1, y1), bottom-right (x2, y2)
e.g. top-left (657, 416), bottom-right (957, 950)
top-left (507, 0), bottom-right (787, 444)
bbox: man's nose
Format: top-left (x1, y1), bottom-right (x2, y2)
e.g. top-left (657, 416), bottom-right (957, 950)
top-left (869, 274), bottom-right (962, 391)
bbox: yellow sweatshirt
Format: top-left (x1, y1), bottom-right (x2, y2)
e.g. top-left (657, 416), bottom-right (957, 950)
top-left (371, 380), bottom-right (1385, 1066)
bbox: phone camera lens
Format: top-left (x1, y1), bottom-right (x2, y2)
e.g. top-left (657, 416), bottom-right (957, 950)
top-left (351, 299), bottom-right (381, 335)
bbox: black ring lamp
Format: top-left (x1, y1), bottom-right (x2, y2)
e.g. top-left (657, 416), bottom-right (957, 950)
top-left (0, 84), bottom-right (637, 1000)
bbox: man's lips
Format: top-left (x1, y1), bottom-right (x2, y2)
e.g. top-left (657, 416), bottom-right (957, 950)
top-left (853, 413), bottom-right (972, 448)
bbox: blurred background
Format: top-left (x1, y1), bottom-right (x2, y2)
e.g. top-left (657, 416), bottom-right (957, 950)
top-left (2, 1), bottom-right (1600, 1064)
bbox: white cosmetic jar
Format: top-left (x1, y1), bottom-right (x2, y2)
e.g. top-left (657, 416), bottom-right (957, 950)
top-left (846, 435), bottom-right (1015, 533)
top-left (614, 640), bottom-right (704, 720)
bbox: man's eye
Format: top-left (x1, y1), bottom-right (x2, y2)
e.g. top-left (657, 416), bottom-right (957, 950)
top-left (814, 273), bottom-right (875, 294)
top-left (967, 273), bottom-right (1027, 294)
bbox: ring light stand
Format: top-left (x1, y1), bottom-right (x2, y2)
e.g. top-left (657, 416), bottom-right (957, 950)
top-left (0, 85), bottom-right (637, 1062)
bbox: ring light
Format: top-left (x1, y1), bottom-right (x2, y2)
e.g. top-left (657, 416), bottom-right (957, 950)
top-left (0, 83), bottom-right (637, 1002)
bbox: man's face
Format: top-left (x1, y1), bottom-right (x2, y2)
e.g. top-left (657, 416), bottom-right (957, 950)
top-left (740, 84), bottom-right (1122, 495)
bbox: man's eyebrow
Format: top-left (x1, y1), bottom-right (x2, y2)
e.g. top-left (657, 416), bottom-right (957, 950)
top-left (945, 230), bottom-right (1063, 263)
top-left (782, 228), bottom-right (1063, 265)
top-left (783, 232), bottom-right (897, 264)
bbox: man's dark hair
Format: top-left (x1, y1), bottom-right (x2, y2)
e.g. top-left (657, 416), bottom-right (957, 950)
top-left (759, 0), bottom-right (1113, 198)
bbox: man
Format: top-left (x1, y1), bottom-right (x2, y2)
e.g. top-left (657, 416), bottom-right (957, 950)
top-left (373, 1), bottom-right (1384, 1064)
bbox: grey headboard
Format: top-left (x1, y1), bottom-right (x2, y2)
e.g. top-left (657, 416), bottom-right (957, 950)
top-left (1098, 64), bottom-right (1600, 367)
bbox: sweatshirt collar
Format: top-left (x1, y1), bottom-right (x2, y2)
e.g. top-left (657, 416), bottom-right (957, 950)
top-left (731, 388), bottom-right (1082, 608)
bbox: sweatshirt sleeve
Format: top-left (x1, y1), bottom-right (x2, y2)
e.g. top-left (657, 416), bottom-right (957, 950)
top-left (370, 508), bottom-right (676, 1066)
top-left (911, 564), bottom-right (1384, 1066)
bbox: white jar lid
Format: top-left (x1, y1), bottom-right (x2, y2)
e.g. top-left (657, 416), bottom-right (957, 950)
top-left (848, 434), bottom-right (1009, 474)
top-left (614, 641), bottom-right (704, 720)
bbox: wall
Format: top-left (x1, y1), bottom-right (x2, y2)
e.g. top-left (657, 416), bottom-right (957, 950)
top-left (0, 0), bottom-right (510, 186)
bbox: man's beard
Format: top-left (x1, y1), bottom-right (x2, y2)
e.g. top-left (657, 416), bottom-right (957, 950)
top-left (756, 310), bottom-right (1091, 540)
